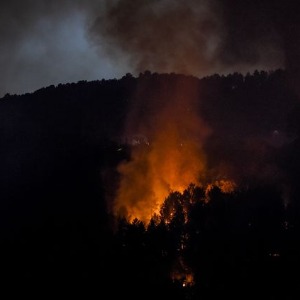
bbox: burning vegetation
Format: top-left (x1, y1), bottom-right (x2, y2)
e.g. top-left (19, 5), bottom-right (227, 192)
top-left (113, 75), bottom-right (215, 223)
top-left (112, 181), bottom-right (292, 298)
top-left (107, 71), bottom-right (290, 295)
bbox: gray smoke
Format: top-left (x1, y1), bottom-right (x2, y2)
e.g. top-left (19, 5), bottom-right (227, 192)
top-left (89, 0), bottom-right (285, 77)
top-left (1, 0), bottom-right (299, 97)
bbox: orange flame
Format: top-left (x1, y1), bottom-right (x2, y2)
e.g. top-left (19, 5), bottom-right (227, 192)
top-left (113, 77), bottom-right (211, 223)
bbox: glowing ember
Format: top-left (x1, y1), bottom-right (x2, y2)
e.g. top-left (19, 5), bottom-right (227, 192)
top-left (171, 256), bottom-right (195, 287)
top-left (205, 179), bottom-right (236, 196)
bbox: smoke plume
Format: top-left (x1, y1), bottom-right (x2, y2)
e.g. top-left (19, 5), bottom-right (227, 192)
top-left (90, 0), bottom-right (284, 77)
top-left (1, 0), bottom-right (299, 221)
top-left (88, 0), bottom-right (295, 221)
top-left (2, 0), bottom-right (300, 96)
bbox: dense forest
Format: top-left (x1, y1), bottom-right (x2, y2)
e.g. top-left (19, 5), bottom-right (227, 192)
top-left (1, 70), bottom-right (300, 298)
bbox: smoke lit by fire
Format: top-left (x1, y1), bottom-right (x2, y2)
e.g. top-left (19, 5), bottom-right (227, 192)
top-left (206, 179), bottom-right (236, 197)
top-left (100, 1), bottom-right (248, 224)
top-left (113, 76), bottom-right (221, 223)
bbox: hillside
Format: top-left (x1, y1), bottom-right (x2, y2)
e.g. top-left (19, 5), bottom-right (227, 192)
top-left (1, 70), bottom-right (300, 298)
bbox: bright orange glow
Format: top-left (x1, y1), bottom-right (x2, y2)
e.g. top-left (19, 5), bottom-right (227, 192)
top-left (206, 179), bottom-right (236, 196)
top-left (113, 78), bottom-right (211, 223)
top-left (113, 77), bottom-right (236, 224)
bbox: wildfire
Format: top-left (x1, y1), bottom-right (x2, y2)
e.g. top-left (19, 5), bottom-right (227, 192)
top-left (112, 75), bottom-right (237, 224)
top-left (113, 77), bottom-right (211, 223)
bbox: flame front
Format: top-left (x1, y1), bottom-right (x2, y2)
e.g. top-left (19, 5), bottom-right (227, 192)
top-left (114, 77), bottom-right (211, 223)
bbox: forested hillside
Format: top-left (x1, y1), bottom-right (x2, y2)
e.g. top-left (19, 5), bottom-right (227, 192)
top-left (1, 70), bottom-right (300, 298)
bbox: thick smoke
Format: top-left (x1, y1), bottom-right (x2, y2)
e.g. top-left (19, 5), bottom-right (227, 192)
top-left (90, 0), bottom-right (285, 77)
top-left (1, 0), bottom-right (299, 96)
top-left (1, 0), bottom-right (299, 221)
top-left (87, 0), bottom-right (298, 221)
top-left (89, 0), bottom-right (287, 221)
top-left (90, 0), bottom-right (223, 76)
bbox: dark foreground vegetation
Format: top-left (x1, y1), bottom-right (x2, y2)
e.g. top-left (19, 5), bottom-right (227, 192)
top-left (1, 70), bottom-right (300, 298)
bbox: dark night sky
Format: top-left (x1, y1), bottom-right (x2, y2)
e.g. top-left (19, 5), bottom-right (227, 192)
top-left (0, 0), bottom-right (299, 97)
